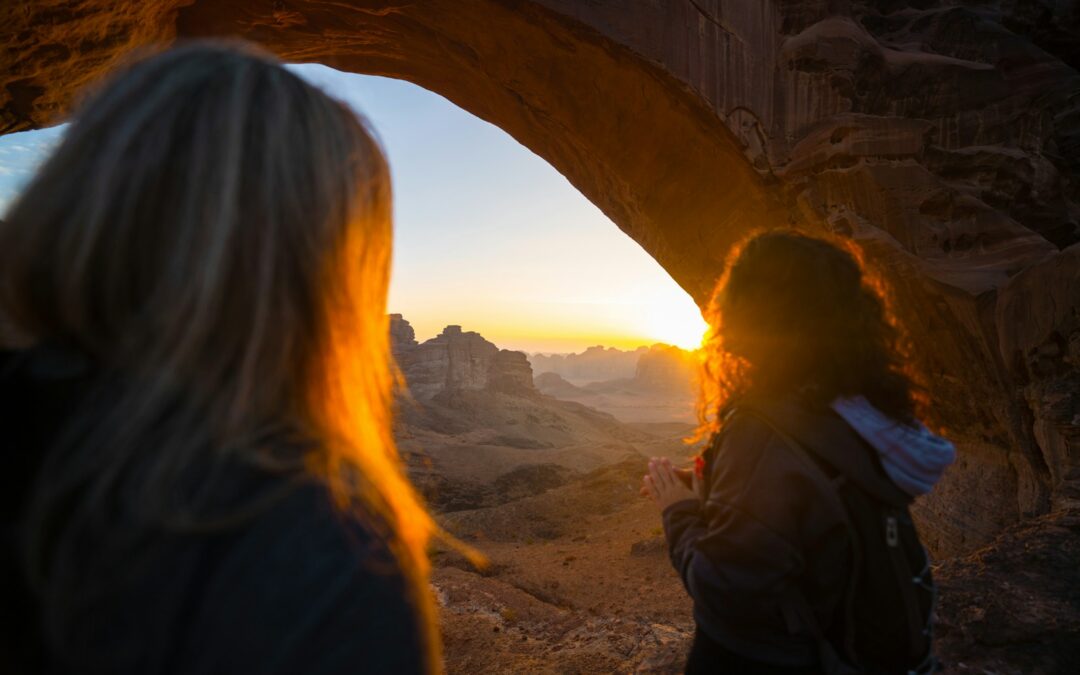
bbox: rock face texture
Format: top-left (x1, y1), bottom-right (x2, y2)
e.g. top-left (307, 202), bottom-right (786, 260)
top-left (2, 1), bottom-right (1078, 558)
top-left (392, 318), bottom-right (535, 400)
top-left (389, 313), bottom-right (418, 352)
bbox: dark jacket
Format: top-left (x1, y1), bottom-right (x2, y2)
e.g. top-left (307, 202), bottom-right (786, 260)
top-left (1, 347), bottom-right (431, 674)
top-left (662, 401), bottom-right (889, 669)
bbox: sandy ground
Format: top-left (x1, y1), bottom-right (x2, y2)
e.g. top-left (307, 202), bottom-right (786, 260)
top-left (426, 457), bottom-right (1080, 674)
top-left (433, 462), bottom-right (696, 674)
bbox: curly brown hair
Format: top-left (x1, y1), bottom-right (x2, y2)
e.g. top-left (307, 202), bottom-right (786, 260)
top-left (695, 229), bottom-right (926, 439)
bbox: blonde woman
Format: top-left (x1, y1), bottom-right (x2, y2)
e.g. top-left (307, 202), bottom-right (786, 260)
top-left (0, 43), bottom-right (439, 674)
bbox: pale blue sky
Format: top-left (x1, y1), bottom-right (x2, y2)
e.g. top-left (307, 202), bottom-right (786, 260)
top-left (0, 65), bottom-right (705, 353)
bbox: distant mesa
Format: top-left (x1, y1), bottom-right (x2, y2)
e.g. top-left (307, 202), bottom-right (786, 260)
top-left (532, 343), bottom-right (698, 395)
top-left (390, 314), bottom-right (534, 400)
top-left (633, 344), bottom-right (699, 393)
top-left (533, 343), bottom-right (699, 424)
top-left (388, 314), bottom-right (698, 425)
top-left (529, 345), bottom-right (648, 384)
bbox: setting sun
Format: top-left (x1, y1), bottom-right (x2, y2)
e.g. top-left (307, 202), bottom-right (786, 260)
top-left (637, 287), bottom-right (709, 351)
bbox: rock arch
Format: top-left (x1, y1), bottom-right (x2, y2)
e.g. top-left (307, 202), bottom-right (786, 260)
top-left (2, 0), bottom-right (1078, 555)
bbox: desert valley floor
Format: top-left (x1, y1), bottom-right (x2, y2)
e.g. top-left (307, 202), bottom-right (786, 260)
top-left (391, 320), bottom-right (1079, 675)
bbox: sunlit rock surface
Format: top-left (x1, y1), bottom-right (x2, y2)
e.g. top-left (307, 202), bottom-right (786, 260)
top-left (391, 318), bottom-right (535, 400)
top-left (3, 2), bottom-right (1079, 666)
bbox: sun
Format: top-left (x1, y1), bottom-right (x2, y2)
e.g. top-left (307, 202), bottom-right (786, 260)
top-left (640, 290), bottom-right (709, 351)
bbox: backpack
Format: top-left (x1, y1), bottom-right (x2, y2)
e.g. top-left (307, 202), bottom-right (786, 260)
top-left (737, 403), bottom-right (939, 675)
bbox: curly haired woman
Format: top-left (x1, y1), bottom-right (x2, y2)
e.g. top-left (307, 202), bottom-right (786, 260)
top-left (643, 231), bottom-right (955, 674)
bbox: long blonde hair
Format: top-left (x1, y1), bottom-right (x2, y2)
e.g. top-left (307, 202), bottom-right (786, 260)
top-left (0, 42), bottom-right (439, 669)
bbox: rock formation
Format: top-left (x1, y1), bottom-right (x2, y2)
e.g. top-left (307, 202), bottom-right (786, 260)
top-left (390, 317), bottom-right (660, 515)
top-left (3, 0), bottom-right (1078, 571)
top-left (391, 317), bottom-right (535, 400)
top-left (389, 313), bottom-right (418, 352)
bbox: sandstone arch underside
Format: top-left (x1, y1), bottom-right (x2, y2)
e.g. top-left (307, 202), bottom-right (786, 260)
top-left (2, 0), bottom-right (1078, 557)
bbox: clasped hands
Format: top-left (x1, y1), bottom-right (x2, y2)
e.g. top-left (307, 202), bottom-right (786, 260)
top-left (641, 457), bottom-right (700, 511)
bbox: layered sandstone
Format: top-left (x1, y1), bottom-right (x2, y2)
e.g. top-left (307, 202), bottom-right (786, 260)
top-left (392, 319), bottom-right (535, 400)
top-left (2, 0), bottom-right (1078, 558)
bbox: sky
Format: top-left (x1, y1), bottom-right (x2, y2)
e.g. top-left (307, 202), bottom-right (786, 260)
top-left (0, 65), bottom-right (707, 354)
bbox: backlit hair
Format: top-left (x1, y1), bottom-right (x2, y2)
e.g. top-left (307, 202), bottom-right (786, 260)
top-left (0, 42), bottom-right (440, 669)
top-left (694, 229), bottom-right (926, 440)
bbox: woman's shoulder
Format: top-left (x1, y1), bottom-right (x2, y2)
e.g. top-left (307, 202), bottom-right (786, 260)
top-left (712, 395), bottom-right (837, 465)
top-left (179, 476), bottom-right (431, 674)
top-left (706, 401), bottom-right (842, 505)
top-left (210, 476), bottom-right (414, 605)
top-left (233, 477), bottom-right (399, 566)
top-left (710, 406), bottom-right (794, 468)
top-left (704, 401), bottom-right (850, 551)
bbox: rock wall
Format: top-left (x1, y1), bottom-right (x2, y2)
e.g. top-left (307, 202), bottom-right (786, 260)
top-left (2, 0), bottom-right (1078, 554)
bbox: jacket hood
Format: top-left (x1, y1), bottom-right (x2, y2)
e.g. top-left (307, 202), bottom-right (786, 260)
top-left (830, 396), bottom-right (955, 497)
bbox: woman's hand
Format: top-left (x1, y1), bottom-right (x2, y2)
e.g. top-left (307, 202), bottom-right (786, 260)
top-left (642, 457), bottom-right (699, 511)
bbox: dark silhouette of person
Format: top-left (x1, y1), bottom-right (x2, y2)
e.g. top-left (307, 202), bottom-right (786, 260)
top-left (643, 231), bottom-right (954, 674)
top-left (1, 42), bottom-right (442, 674)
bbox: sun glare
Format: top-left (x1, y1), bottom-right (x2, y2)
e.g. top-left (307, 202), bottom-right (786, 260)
top-left (640, 289), bottom-right (709, 351)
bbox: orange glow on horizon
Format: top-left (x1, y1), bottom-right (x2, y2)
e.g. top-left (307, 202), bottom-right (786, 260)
top-left (394, 290), bottom-right (709, 354)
